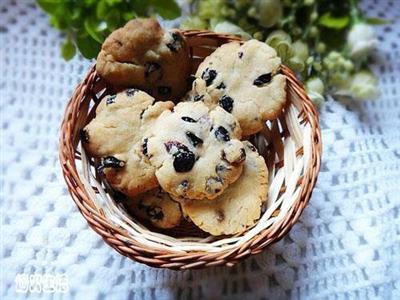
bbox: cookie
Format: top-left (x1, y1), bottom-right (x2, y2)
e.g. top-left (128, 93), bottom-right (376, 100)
top-left (180, 142), bottom-right (268, 235)
top-left (126, 188), bottom-right (182, 229)
top-left (82, 89), bottom-right (174, 197)
top-left (146, 101), bottom-right (246, 200)
top-left (96, 18), bottom-right (190, 101)
top-left (189, 39), bottom-right (287, 136)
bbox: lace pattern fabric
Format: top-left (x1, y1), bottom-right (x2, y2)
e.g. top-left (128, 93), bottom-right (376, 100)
top-left (0, 0), bottom-right (399, 299)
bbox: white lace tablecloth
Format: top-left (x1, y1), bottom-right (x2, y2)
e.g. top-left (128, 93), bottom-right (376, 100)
top-left (1, 0), bottom-right (399, 299)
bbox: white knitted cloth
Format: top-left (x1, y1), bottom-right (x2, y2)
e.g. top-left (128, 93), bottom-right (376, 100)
top-left (1, 0), bottom-right (399, 299)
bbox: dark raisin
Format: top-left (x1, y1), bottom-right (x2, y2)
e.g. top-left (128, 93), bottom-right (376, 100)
top-left (201, 68), bottom-right (217, 86)
top-left (247, 143), bottom-right (257, 152)
top-left (216, 210), bottom-right (225, 222)
top-left (253, 73), bottom-right (272, 86)
top-left (172, 145), bottom-right (196, 173)
top-left (145, 62), bottom-right (162, 80)
top-left (106, 95), bottom-right (116, 105)
top-left (146, 206), bottom-right (164, 220)
top-left (142, 138), bottom-right (148, 156)
top-left (101, 156), bottom-right (125, 169)
top-left (126, 88), bottom-right (138, 97)
top-left (214, 126), bottom-right (230, 142)
top-left (80, 129), bottom-right (89, 143)
top-left (164, 140), bottom-right (183, 153)
top-left (238, 52), bottom-right (243, 59)
top-left (166, 31), bottom-right (182, 52)
top-left (187, 74), bottom-right (196, 86)
top-left (140, 109), bottom-right (146, 119)
top-left (158, 86), bottom-right (171, 97)
top-left (219, 95), bottom-right (234, 113)
top-left (216, 82), bottom-right (226, 89)
top-left (186, 131), bottom-right (203, 147)
top-left (181, 116), bottom-right (197, 123)
top-left (179, 180), bottom-right (189, 192)
top-left (193, 94), bottom-right (204, 102)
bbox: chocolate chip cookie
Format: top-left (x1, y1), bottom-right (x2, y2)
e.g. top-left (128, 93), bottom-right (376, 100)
top-left (96, 18), bottom-right (190, 101)
top-left (127, 188), bottom-right (182, 229)
top-left (180, 142), bottom-right (268, 235)
top-left (146, 102), bottom-right (246, 200)
top-left (82, 89), bottom-right (174, 197)
top-left (189, 39), bottom-right (287, 136)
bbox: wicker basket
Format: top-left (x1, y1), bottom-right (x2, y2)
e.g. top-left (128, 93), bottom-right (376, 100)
top-left (59, 30), bottom-right (322, 270)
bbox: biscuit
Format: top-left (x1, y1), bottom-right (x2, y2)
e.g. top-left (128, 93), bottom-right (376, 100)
top-left (82, 89), bottom-right (174, 197)
top-left (127, 188), bottom-right (182, 229)
top-left (96, 18), bottom-right (190, 101)
top-left (180, 142), bottom-right (268, 235)
top-left (189, 39), bottom-right (287, 136)
top-left (146, 102), bottom-right (246, 200)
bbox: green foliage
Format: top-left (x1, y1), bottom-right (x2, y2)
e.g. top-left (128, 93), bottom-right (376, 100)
top-left (318, 12), bottom-right (349, 29)
top-left (37, 0), bottom-right (181, 60)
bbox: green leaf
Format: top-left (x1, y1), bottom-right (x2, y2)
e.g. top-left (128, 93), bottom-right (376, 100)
top-left (319, 13), bottom-right (350, 29)
top-left (76, 34), bottom-right (101, 59)
top-left (36, 0), bottom-right (63, 14)
top-left (149, 0), bottom-right (181, 20)
top-left (365, 17), bottom-right (390, 25)
top-left (96, 0), bottom-right (109, 19)
top-left (61, 38), bottom-right (76, 61)
top-left (105, 9), bottom-right (122, 31)
top-left (84, 19), bottom-right (105, 43)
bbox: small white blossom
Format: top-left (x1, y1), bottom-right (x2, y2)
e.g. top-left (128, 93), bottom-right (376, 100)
top-left (349, 71), bottom-right (379, 100)
top-left (213, 21), bottom-right (252, 40)
top-left (256, 0), bottom-right (282, 28)
top-left (347, 23), bottom-right (378, 59)
top-left (306, 78), bottom-right (325, 107)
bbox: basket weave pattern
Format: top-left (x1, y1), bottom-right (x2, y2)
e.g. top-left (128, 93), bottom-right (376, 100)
top-left (59, 30), bottom-right (322, 269)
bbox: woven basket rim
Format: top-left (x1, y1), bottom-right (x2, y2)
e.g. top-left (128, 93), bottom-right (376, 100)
top-left (59, 30), bottom-right (322, 270)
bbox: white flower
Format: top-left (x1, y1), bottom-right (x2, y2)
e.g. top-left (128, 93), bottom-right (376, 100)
top-left (306, 77), bottom-right (325, 107)
top-left (349, 71), bottom-right (380, 100)
top-left (213, 21), bottom-right (252, 40)
top-left (256, 0), bottom-right (282, 28)
top-left (347, 23), bottom-right (378, 59)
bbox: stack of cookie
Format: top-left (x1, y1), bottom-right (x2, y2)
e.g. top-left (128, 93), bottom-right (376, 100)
top-left (82, 18), bottom-right (287, 236)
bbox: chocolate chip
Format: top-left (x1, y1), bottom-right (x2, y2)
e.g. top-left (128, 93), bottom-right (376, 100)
top-left (146, 206), bottom-right (164, 220)
top-left (215, 164), bottom-right (229, 175)
top-left (140, 109), bottom-right (146, 119)
top-left (166, 31), bottom-right (182, 52)
top-left (179, 180), bottom-right (189, 191)
top-left (214, 126), bottom-right (230, 142)
top-left (193, 94), bottom-right (204, 102)
top-left (186, 131), bottom-right (203, 147)
top-left (158, 86), bottom-right (171, 97)
top-left (238, 52), bottom-right (243, 59)
top-left (145, 62), bottom-right (162, 80)
top-left (181, 116), bottom-right (197, 123)
top-left (142, 138), bottom-right (148, 156)
top-left (237, 148), bottom-right (246, 163)
top-left (253, 73), bottom-right (272, 86)
top-left (126, 88), bottom-right (138, 97)
top-left (219, 95), bottom-right (234, 113)
top-left (201, 68), bottom-right (217, 86)
top-left (100, 156), bottom-right (125, 169)
top-left (80, 129), bottom-right (89, 143)
top-left (216, 82), bottom-right (226, 89)
top-left (106, 95), bottom-right (116, 105)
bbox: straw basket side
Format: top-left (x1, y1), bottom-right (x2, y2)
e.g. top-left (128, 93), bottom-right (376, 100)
top-left (59, 30), bottom-right (322, 270)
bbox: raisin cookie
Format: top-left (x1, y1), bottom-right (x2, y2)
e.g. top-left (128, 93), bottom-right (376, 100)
top-left (126, 188), bottom-right (182, 229)
top-left (189, 39), bottom-right (287, 136)
top-left (146, 101), bottom-right (246, 200)
top-left (96, 18), bottom-right (190, 101)
top-left (180, 142), bottom-right (268, 235)
top-left (82, 89), bottom-right (174, 197)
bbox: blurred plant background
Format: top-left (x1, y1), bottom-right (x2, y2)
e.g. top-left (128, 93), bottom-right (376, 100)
top-left (38, 0), bottom-right (387, 105)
